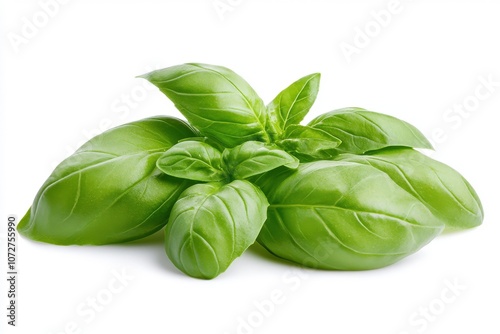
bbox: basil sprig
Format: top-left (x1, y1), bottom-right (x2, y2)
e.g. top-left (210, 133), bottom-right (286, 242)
top-left (18, 63), bottom-right (483, 279)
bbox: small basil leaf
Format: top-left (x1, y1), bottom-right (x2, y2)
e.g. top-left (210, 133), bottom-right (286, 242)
top-left (308, 107), bottom-right (433, 154)
top-left (278, 125), bottom-right (341, 159)
top-left (17, 117), bottom-right (196, 245)
top-left (336, 148), bottom-right (484, 230)
top-left (267, 73), bottom-right (320, 135)
top-left (255, 161), bottom-right (444, 270)
top-left (139, 63), bottom-right (269, 147)
top-left (156, 141), bottom-right (227, 182)
top-left (165, 180), bottom-right (269, 279)
top-left (223, 141), bottom-right (299, 180)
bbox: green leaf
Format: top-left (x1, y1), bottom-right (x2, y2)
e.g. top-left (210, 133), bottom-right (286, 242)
top-left (17, 117), bottom-right (196, 245)
top-left (139, 63), bottom-right (269, 147)
top-left (165, 180), bottom-right (269, 279)
top-left (178, 136), bottom-right (225, 152)
top-left (267, 73), bottom-right (320, 135)
top-left (336, 148), bottom-right (484, 230)
top-left (223, 141), bottom-right (299, 180)
top-left (278, 125), bottom-right (341, 159)
top-left (255, 161), bottom-right (444, 270)
top-left (308, 107), bottom-right (433, 154)
top-left (157, 141), bottom-right (227, 182)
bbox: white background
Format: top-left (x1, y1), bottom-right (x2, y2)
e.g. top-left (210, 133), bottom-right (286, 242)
top-left (1, 1), bottom-right (499, 333)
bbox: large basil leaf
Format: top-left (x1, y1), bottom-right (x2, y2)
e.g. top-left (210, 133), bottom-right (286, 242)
top-left (267, 73), bottom-right (320, 135)
top-left (223, 141), bottom-right (299, 180)
top-left (336, 148), bottom-right (483, 230)
top-left (308, 107), bottom-right (433, 154)
top-left (255, 161), bottom-right (444, 270)
top-left (139, 63), bottom-right (269, 147)
top-left (165, 180), bottom-right (268, 279)
top-left (18, 117), bottom-right (196, 245)
top-left (278, 125), bottom-right (341, 160)
top-left (157, 141), bottom-right (227, 182)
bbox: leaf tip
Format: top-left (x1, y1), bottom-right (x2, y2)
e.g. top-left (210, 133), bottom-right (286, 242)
top-left (135, 72), bottom-right (151, 80)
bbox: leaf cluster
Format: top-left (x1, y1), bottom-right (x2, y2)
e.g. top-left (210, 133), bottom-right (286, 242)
top-left (18, 63), bottom-right (483, 279)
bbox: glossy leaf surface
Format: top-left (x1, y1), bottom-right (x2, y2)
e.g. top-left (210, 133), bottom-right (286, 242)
top-left (165, 181), bottom-right (268, 279)
top-left (309, 107), bottom-right (433, 154)
top-left (267, 73), bottom-right (320, 135)
top-left (18, 117), bottom-right (195, 245)
top-left (157, 141), bottom-right (226, 182)
top-left (223, 141), bottom-right (299, 180)
top-left (336, 148), bottom-right (483, 230)
top-left (140, 63), bottom-right (269, 147)
top-left (278, 125), bottom-right (341, 159)
top-left (256, 161), bottom-right (444, 270)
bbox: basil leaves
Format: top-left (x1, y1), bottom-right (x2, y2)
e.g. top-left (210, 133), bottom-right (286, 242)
top-left (19, 63), bottom-right (483, 279)
top-left (267, 73), bottom-right (321, 137)
top-left (139, 63), bottom-right (269, 147)
top-left (166, 181), bottom-right (268, 279)
top-left (156, 141), bottom-right (227, 182)
top-left (156, 140), bottom-right (298, 278)
top-left (18, 117), bottom-right (197, 245)
top-left (308, 107), bottom-right (434, 154)
top-left (256, 161), bottom-right (444, 270)
top-left (336, 148), bottom-right (483, 230)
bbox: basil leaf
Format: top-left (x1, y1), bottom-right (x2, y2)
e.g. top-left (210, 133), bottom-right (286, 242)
top-left (157, 141), bottom-right (227, 182)
top-left (308, 107), bottom-right (433, 154)
top-left (139, 63), bottom-right (269, 147)
top-left (336, 148), bottom-right (483, 230)
top-left (278, 125), bottom-right (341, 159)
top-left (165, 180), bottom-right (268, 279)
top-left (17, 117), bottom-right (196, 245)
top-left (267, 73), bottom-right (320, 134)
top-left (256, 161), bottom-right (444, 270)
top-left (178, 136), bottom-right (225, 152)
top-left (223, 141), bottom-right (299, 180)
